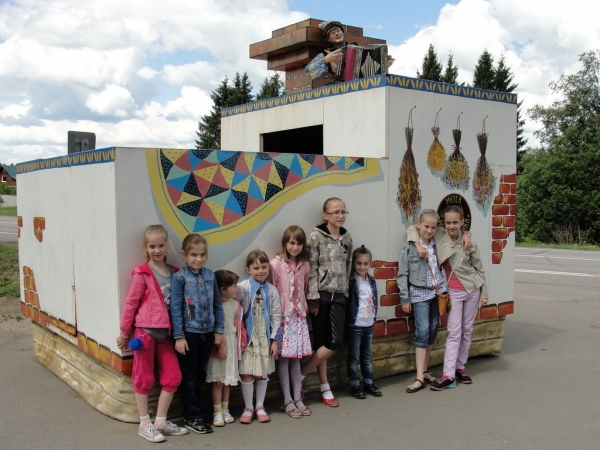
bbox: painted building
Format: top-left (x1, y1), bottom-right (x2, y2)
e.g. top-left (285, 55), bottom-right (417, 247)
top-left (17, 19), bottom-right (517, 419)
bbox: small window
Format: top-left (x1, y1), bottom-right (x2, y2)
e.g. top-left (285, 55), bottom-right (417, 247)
top-left (261, 125), bottom-right (323, 155)
top-left (1, 176), bottom-right (6, 182)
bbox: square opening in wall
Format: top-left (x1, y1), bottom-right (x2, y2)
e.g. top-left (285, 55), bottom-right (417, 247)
top-left (261, 125), bottom-right (323, 155)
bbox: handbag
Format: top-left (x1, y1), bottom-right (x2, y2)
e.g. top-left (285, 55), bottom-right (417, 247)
top-left (427, 246), bottom-right (463, 317)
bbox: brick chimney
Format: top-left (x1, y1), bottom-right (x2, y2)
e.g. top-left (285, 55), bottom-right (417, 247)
top-left (249, 19), bottom-right (386, 94)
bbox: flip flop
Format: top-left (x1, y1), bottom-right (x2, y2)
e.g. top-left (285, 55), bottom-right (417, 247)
top-left (406, 379), bottom-right (425, 393)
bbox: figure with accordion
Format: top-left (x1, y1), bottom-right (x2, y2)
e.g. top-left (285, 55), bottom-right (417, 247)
top-left (305, 20), bottom-right (395, 82)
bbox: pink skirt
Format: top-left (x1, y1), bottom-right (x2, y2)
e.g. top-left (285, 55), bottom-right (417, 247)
top-left (278, 311), bottom-right (313, 359)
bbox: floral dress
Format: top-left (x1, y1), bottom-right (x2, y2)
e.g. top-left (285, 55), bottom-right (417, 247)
top-left (239, 290), bottom-right (275, 377)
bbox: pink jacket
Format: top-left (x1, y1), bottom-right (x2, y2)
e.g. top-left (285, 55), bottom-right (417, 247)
top-left (119, 262), bottom-right (179, 337)
top-left (269, 255), bottom-right (310, 317)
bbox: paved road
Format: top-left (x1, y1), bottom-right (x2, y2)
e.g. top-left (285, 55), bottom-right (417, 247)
top-left (1, 248), bottom-right (599, 449)
top-left (0, 216), bottom-right (17, 243)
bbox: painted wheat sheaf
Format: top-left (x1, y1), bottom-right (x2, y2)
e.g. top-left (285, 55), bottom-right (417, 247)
top-left (428, 125), bottom-right (447, 172)
top-left (473, 131), bottom-right (496, 206)
top-left (397, 126), bottom-right (422, 221)
top-left (442, 128), bottom-right (470, 191)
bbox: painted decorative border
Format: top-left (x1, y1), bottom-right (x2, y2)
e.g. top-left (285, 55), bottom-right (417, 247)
top-left (16, 147), bottom-right (116, 175)
top-left (222, 74), bottom-right (518, 117)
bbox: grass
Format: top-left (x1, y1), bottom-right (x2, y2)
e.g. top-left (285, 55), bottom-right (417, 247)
top-left (0, 243), bottom-right (20, 298)
top-left (0, 206), bottom-right (17, 216)
top-left (517, 238), bottom-right (600, 251)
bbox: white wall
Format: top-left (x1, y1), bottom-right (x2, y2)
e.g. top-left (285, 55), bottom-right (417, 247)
top-left (0, 194), bottom-right (16, 207)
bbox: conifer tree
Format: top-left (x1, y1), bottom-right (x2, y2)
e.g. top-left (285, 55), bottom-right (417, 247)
top-left (256, 73), bottom-right (284, 100)
top-left (442, 53), bottom-right (459, 84)
top-left (417, 44), bottom-right (443, 81)
top-left (473, 49), bottom-right (495, 89)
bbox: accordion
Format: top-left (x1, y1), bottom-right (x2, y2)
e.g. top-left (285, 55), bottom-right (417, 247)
top-left (334, 44), bottom-right (388, 81)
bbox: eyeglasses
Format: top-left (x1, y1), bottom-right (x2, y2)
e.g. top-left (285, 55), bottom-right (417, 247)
top-left (325, 210), bottom-right (349, 216)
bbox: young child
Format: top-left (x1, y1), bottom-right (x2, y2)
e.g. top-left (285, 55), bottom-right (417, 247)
top-left (346, 245), bottom-right (382, 399)
top-left (237, 250), bottom-right (282, 424)
top-left (427, 206), bottom-right (488, 390)
top-left (301, 197), bottom-right (353, 407)
top-left (116, 224), bottom-right (188, 443)
top-left (171, 233), bottom-right (224, 434)
top-left (269, 226), bottom-right (313, 418)
top-left (205, 269), bottom-right (246, 426)
top-left (397, 209), bottom-right (447, 393)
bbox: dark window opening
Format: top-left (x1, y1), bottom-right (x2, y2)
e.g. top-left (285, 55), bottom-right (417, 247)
top-left (261, 125), bottom-right (323, 155)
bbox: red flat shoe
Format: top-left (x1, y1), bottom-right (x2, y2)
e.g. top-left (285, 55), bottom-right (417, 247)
top-left (320, 389), bottom-right (339, 407)
top-left (255, 406), bottom-right (271, 423)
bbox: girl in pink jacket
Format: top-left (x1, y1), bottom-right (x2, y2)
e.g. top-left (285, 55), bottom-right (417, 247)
top-left (116, 224), bottom-right (187, 443)
top-left (269, 226), bottom-right (313, 419)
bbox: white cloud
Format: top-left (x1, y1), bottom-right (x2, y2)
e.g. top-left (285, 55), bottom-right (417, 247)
top-left (137, 66), bottom-right (160, 80)
top-left (0, 99), bottom-right (31, 119)
top-left (162, 62), bottom-right (218, 90)
top-left (85, 85), bottom-right (137, 118)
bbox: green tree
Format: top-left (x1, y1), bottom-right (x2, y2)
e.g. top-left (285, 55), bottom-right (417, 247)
top-left (417, 44), bottom-right (443, 81)
top-left (195, 77), bottom-right (232, 150)
top-left (472, 49), bottom-right (495, 90)
top-left (519, 51), bottom-right (600, 244)
top-left (229, 72), bottom-right (254, 106)
top-left (441, 53), bottom-right (459, 84)
top-left (256, 73), bottom-right (284, 100)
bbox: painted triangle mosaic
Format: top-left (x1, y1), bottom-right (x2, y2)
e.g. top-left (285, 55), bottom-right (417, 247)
top-left (159, 149), bottom-right (366, 232)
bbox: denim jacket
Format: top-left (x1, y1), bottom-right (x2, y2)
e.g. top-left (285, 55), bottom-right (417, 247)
top-left (170, 265), bottom-right (225, 339)
top-left (396, 242), bottom-right (444, 305)
top-left (346, 271), bottom-right (378, 326)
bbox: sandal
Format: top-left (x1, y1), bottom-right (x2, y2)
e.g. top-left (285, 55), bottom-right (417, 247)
top-left (406, 379), bottom-right (426, 393)
top-left (239, 408), bottom-right (254, 424)
top-left (294, 399), bottom-right (311, 416)
top-left (281, 401), bottom-right (302, 419)
top-left (255, 406), bottom-right (271, 423)
top-left (423, 370), bottom-right (437, 383)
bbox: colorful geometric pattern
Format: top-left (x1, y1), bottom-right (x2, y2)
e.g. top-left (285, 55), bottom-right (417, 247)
top-left (221, 74), bottom-right (518, 118)
top-left (17, 148), bottom-right (116, 174)
top-left (147, 149), bottom-right (379, 244)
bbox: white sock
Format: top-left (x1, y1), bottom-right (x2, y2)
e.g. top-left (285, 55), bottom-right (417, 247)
top-left (255, 378), bottom-right (268, 408)
top-left (320, 383), bottom-right (334, 400)
top-left (140, 414), bottom-right (151, 427)
top-left (154, 416), bottom-right (167, 428)
top-left (241, 379), bottom-right (254, 410)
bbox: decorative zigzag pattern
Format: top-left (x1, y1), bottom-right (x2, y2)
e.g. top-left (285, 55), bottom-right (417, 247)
top-left (159, 149), bottom-right (365, 233)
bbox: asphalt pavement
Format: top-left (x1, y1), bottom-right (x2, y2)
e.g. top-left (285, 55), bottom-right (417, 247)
top-left (0, 216), bottom-right (17, 243)
top-left (1, 248), bottom-right (599, 449)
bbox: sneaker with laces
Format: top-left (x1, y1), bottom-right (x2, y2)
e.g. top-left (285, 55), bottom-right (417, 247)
top-left (156, 421), bottom-right (189, 436)
top-left (349, 385), bottom-right (366, 399)
top-left (138, 424), bottom-right (166, 443)
top-left (455, 369), bottom-right (473, 384)
top-left (223, 410), bottom-right (235, 424)
top-left (430, 375), bottom-right (457, 391)
top-left (184, 418), bottom-right (214, 434)
top-left (363, 383), bottom-right (383, 397)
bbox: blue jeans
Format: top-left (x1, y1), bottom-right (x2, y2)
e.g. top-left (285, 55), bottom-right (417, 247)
top-left (177, 331), bottom-right (214, 420)
top-left (413, 297), bottom-right (439, 349)
top-left (346, 324), bottom-right (374, 387)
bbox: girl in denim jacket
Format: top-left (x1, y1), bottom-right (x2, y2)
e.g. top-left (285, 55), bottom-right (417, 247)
top-left (397, 209), bottom-right (447, 393)
top-left (116, 224), bottom-right (188, 443)
top-left (171, 233), bottom-right (225, 435)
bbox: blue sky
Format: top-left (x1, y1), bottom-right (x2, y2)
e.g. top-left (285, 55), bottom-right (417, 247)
top-left (0, 0), bottom-right (598, 163)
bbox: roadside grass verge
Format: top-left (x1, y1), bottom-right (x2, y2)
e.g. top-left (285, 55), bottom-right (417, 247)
top-left (517, 238), bottom-right (599, 251)
top-left (0, 206), bottom-right (17, 217)
top-left (0, 243), bottom-right (20, 298)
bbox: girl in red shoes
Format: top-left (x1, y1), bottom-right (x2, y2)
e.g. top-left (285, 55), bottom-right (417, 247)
top-left (301, 197), bottom-right (353, 407)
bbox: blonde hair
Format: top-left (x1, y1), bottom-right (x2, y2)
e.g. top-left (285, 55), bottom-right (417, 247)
top-left (319, 197), bottom-right (346, 224)
top-left (418, 208), bottom-right (439, 223)
top-left (143, 224), bottom-right (169, 262)
top-left (280, 225), bottom-right (308, 262)
top-left (181, 233), bottom-right (208, 255)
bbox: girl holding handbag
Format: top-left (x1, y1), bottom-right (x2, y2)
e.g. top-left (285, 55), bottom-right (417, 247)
top-left (409, 206), bottom-right (487, 391)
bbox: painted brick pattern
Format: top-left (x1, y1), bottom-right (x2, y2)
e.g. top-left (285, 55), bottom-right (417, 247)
top-left (373, 260), bottom-right (513, 337)
top-left (22, 266), bottom-right (40, 308)
top-left (491, 174), bottom-right (516, 264)
top-left (250, 18), bottom-right (386, 94)
top-left (33, 216), bottom-right (45, 242)
top-left (17, 215), bottom-right (22, 238)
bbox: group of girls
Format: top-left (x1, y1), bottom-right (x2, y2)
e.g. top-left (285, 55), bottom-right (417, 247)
top-left (397, 206), bottom-right (488, 393)
top-left (116, 197), bottom-right (488, 443)
top-left (116, 196), bottom-right (369, 443)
